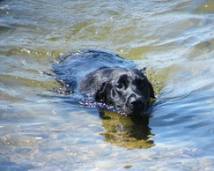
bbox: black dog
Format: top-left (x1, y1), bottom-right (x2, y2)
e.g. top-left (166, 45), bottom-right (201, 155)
top-left (53, 50), bottom-right (155, 116)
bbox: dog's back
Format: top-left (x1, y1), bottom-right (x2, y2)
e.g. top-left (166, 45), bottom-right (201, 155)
top-left (53, 50), bottom-right (135, 92)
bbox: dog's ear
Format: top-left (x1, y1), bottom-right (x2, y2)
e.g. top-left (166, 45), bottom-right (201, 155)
top-left (140, 67), bottom-right (147, 74)
top-left (148, 81), bottom-right (155, 98)
top-left (139, 68), bottom-right (155, 98)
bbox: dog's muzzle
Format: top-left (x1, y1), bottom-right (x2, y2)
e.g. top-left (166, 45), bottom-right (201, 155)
top-left (127, 94), bottom-right (145, 114)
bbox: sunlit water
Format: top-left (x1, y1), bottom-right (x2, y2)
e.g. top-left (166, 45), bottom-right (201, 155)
top-left (0, 0), bottom-right (214, 170)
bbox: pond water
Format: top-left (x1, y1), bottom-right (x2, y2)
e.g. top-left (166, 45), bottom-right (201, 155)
top-left (0, 0), bottom-right (214, 170)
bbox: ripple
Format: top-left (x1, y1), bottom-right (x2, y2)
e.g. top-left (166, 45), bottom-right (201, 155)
top-left (0, 0), bottom-right (214, 170)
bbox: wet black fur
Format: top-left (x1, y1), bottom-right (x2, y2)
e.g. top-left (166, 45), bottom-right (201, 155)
top-left (53, 50), bottom-right (154, 116)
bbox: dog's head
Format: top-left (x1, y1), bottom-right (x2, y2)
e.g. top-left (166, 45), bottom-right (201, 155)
top-left (92, 68), bottom-right (155, 116)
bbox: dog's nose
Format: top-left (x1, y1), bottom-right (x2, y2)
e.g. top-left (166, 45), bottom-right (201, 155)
top-left (128, 95), bottom-right (144, 111)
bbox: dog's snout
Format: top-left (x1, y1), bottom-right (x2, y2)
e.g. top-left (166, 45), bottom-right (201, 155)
top-left (131, 99), bottom-right (144, 110)
top-left (128, 95), bottom-right (144, 111)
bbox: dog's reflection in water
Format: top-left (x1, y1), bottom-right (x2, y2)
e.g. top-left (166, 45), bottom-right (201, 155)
top-left (99, 111), bottom-right (154, 149)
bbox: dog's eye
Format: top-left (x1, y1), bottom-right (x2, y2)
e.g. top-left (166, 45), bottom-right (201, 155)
top-left (116, 75), bottom-right (129, 90)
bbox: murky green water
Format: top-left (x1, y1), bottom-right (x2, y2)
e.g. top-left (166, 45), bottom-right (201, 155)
top-left (0, 0), bottom-right (214, 170)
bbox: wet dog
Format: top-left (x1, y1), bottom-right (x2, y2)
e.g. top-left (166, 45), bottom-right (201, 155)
top-left (53, 50), bottom-right (155, 116)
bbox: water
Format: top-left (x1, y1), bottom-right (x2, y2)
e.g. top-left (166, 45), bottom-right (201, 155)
top-left (0, 0), bottom-right (214, 170)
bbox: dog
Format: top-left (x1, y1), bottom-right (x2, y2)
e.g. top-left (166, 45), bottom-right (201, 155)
top-left (53, 50), bottom-right (155, 116)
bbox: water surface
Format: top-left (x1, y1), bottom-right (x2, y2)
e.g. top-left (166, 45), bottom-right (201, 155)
top-left (0, 0), bottom-right (214, 170)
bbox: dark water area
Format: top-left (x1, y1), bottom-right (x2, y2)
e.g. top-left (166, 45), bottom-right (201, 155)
top-left (0, 0), bottom-right (214, 170)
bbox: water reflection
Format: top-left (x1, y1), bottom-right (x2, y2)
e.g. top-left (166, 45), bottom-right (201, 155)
top-left (54, 93), bottom-right (154, 149)
top-left (99, 111), bottom-right (154, 149)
